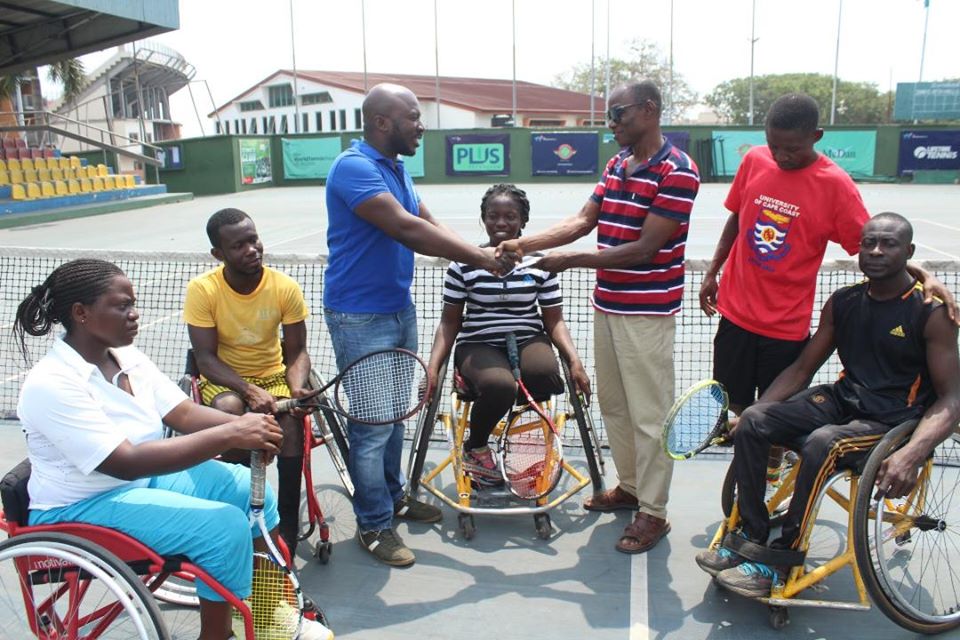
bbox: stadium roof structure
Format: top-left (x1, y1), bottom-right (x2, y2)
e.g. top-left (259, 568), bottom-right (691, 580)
top-left (0, 0), bottom-right (178, 78)
top-left (211, 70), bottom-right (607, 116)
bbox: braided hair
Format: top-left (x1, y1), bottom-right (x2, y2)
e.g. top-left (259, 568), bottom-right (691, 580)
top-left (14, 258), bottom-right (125, 359)
top-left (480, 184), bottom-right (530, 234)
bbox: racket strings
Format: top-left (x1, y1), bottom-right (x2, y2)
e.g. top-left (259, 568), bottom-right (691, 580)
top-left (338, 351), bottom-right (422, 423)
top-left (234, 553), bottom-right (301, 640)
top-left (500, 408), bottom-right (563, 499)
top-left (667, 384), bottom-right (727, 455)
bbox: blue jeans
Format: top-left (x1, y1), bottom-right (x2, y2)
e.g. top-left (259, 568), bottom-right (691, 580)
top-left (30, 460), bottom-right (278, 602)
top-left (324, 303), bottom-right (417, 531)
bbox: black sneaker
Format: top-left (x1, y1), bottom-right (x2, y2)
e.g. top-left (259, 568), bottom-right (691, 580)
top-left (695, 546), bottom-right (746, 577)
top-left (716, 561), bottom-right (783, 599)
top-left (357, 528), bottom-right (415, 567)
top-left (394, 495), bottom-right (442, 523)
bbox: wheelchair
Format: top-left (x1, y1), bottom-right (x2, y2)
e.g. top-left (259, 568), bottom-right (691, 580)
top-left (405, 355), bottom-right (605, 540)
top-left (706, 419), bottom-right (960, 634)
top-left (177, 350), bottom-right (352, 564)
top-left (0, 459), bottom-right (299, 639)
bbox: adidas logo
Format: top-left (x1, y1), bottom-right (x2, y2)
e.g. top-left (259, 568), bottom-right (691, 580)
top-left (889, 325), bottom-right (906, 338)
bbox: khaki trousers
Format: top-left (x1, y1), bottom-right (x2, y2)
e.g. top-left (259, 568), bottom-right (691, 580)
top-left (594, 310), bottom-right (676, 518)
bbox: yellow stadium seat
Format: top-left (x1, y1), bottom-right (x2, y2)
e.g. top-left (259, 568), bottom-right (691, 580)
top-left (54, 180), bottom-right (68, 196)
top-left (33, 158), bottom-right (46, 170)
top-left (79, 178), bottom-right (92, 193)
top-left (102, 176), bottom-right (116, 190)
top-left (20, 158), bottom-right (33, 172)
top-left (9, 169), bottom-right (22, 183)
top-left (124, 175), bottom-right (136, 188)
top-left (26, 183), bottom-right (41, 199)
top-left (0, 170), bottom-right (7, 185)
top-left (23, 168), bottom-right (37, 183)
top-left (11, 183), bottom-right (27, 200)
top-left (67, 179), bottom-right (81, 194)
top-left (85, 166), bottom-right (97, 179)
top-left (39, 181), bottom-right (55, 198)
top-left (37, 168), bottom-right (50, 182)
top-left (69, 156), bottom-right (80, 169)
top-left (96, 164), bottom-right (108, 177)
top-left (91, 177), bottom-right (104, 191)
top-left (6, 158), bottom-right (20, 172)
top-left (0, 159), bottom-right (6, 172)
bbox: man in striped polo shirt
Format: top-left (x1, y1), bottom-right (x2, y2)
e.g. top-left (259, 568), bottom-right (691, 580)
top-left (497, 80), bottom-right (700, 553)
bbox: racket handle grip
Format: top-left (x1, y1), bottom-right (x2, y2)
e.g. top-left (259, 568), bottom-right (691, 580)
top-left (250, 450), bottom-right (266, 509)
top-left (275, 397), bottom-right (299, 413)
top-left (505, 333), bottom-right (520, 379)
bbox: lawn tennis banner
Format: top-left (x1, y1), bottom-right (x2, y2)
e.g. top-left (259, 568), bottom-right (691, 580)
top-left (446, 134), bottom-right (510, 176)
top-left (711, 130), bottom-right (876, 177)
top-left (602, 131), bottom-right (690, 153)
top-left (531, 132), bottom-right (598, 176)
top-left (239, 138), bottom-right (272, 185)
top-left (897, 130), bottom-right (960, 175)
top-left (281, 137), bottom-right (341, 179)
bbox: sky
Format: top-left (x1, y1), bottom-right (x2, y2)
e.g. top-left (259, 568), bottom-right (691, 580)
top-left (56, 0), bottom-right (960, 138)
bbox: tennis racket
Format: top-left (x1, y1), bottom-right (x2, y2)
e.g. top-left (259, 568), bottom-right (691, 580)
top-left (498, 333), bottom-right (563, 500)
top-left (239, 450), bottom-right (304, 639)
top-left (661, 379), bottom-right (730, 461)
top-left (275, 348), bottom-right (429, 425)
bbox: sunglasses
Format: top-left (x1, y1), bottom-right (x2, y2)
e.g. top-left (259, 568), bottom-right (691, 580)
top-left (606, 101), bottom-right (649, 123)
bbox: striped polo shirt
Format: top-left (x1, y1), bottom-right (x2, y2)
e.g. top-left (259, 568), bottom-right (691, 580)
top-left (443, 254), bottom-right (562, 347)
top-left (590, 139), bottom-right (699, 315)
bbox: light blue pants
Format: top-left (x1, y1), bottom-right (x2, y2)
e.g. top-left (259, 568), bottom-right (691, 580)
top-left (29, 459), bottom-right (279, 602)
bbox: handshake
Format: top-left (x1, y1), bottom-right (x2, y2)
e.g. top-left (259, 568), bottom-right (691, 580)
top-left (480, 240), bottom-right (523, 276)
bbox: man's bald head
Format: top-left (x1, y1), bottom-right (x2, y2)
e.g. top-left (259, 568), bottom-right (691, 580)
top-left (363, 83), bottom-right (418, 132)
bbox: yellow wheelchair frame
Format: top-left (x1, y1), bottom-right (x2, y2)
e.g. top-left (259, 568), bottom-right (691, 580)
top-left (706, 420), bottom-right (960, 633)
top-left (406, 357), bottom-right (605, 540)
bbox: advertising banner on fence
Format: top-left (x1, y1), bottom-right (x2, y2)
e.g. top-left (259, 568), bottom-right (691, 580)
top-left (897, 130), bottom-right (960, 174)
top-left (602, 131), bottom-right (690, 153)
top-left (404, 144), bottom-right (425, 178)
top-left (445, 134), bottom-right (510, 176)
top-left (711, 130), bottom-right (876, 177)
top-left (531, 132), bottom-right (598, 176)
top-left (239, 138), bottom-right (272, 185)
top-left (281, 137), bottom-right (341, 179)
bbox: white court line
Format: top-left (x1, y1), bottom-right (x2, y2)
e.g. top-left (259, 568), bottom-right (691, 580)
top-left (269, 230), bottom-right (325, 249)
top-left (915, 242), bottom-right (960, 261)
top-left (914, 218), bottom-right (960, 234)
top-left (1, 371), bottom-right (27, 385)
top-left (629, 553), bottom-right (649, 640)
top-left (139, 312), bottom-right (179, 331)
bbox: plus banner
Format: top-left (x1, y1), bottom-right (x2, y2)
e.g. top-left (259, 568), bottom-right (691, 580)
top-left (531, 132), bottom-right (599, 176)
top-left (445, 134), bottom-right (510, 176)
top-left (897, 130), bottom-right (960, 175)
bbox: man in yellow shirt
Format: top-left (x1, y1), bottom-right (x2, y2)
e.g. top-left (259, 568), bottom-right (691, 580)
top-left (184, 208), bottom-right (311, 555)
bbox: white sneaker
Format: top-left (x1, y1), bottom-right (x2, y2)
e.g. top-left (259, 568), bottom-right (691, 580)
top-left (273, 600), bottom-right (334, 640)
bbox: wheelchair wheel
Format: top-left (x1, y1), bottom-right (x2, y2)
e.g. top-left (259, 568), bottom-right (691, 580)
top-left (561, 358), bottom-right (605, 492)
top-left (406, 359), bottom-right (446, 497)
top-left (152, 572), bottom-right (200, 607)
top-left (853, 422), bottom-right (960, 634)
top-left (0, 532), bottom-right (167, 639)
top-left (309, 369), bottom-right (353, 496)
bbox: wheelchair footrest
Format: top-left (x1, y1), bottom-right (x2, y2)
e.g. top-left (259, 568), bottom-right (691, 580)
top-left (723, 533), bottom-right (806, 567)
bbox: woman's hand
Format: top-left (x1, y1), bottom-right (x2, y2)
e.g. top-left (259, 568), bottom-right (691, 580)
top-left (228, 413), bottom-right (284, 454)
top-left (570, 359), bottom-right (592, 398)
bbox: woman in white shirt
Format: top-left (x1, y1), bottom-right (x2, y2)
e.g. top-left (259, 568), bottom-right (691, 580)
top-left (14, 258), bottom-right (330, 640)
top-left (426, 184), bottom-right (591, 485)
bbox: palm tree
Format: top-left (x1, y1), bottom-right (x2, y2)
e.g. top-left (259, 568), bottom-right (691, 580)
top-left (46, 58), bottom-right (86, 104)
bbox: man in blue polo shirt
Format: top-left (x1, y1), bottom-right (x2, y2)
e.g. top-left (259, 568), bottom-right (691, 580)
top-left (325, 83), bottom-right (514, 567)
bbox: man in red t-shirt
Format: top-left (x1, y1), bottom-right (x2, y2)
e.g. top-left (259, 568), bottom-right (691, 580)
top-left (700, 93), bottom-right (953, 418)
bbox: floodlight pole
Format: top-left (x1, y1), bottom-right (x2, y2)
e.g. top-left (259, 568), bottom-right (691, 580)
top-left (918, 0), bottom-right (930, 82)
top-left (511, 0), bottom-right (517, 125)
top-left (290, 0), bottom-right (300, 133)
top-left (604, 0), bottom-right (611, 107)
top-left (748, 0), bottom-right (757, 125)
top-left (830, 0), bottom-right (842, 126)
top-left (666, 0), bottom-right (674, 125)
top-left (589, 0), bottom-right (596, 126)
top-left (434, 0), bottom-right (441, 128)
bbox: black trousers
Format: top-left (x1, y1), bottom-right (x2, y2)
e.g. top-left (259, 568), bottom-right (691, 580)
top-left (733, 385), bottom-right (891, 548)
top-left (454, 334), bottom-right (564, 450)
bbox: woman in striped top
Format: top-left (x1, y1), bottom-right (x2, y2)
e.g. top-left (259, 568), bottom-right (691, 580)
top-left (426, 184), bottom-right (591, 484)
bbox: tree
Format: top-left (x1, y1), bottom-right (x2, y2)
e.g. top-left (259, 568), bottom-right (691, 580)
top-left (705, 73), bottom-right (892, 125)
top-left (45, 58), bottom-right (86, 104)
top-left (553, 39), bottom-right (698, 124)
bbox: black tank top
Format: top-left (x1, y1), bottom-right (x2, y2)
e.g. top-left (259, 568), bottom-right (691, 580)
top-left (832, 280), bottom-right (937, 424)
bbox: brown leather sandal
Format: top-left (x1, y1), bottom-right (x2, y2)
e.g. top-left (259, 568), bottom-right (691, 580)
top-left (616, 512), bottom-right (670, 554)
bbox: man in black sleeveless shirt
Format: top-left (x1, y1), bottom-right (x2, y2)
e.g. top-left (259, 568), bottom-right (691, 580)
top-left (696, 212), bottom-right (960, 599)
